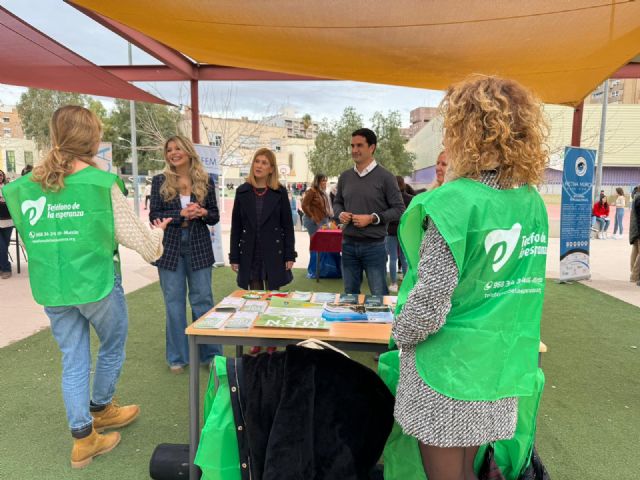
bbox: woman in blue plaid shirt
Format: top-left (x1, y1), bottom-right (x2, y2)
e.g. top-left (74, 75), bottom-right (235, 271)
top-left (150, 135), bottom-right (222, 374)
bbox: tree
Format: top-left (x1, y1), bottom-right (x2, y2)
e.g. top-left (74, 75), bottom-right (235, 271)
top-left (103, 99), bottom-right (182, 170)
top-left (308, 107), bottom-right (415, 177)
top-left (308, 107), bottom-right (363, 177)
top-left (301, 113), bottom-right (313, 137)
top-left (370, 111), bottom-right (415, 176)
top-left (16, 89), bottom-right (86, 149)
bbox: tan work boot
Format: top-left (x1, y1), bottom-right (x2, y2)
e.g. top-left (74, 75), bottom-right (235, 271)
top-left (71, 428), bottom-right (120, 469)
top-left (91, 401), bottom-right (140, 433)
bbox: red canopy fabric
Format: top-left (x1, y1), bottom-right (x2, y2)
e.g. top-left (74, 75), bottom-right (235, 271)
top-left (0, 6), bottom-right (168, 104)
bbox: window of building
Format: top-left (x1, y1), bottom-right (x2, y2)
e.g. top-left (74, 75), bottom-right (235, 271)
top-left (3, 128), bottom-right (11, 137)
top-left (2, 117), bottom-right (9, 123)
top-left (207, 132), bottom-right (223, 147)
top-left (271, 139), bottom-right (281, 152)
top-left (238, 135), bottom-right (259, 150)
top-left (611, 90), bottom-right (621, 98)
top-left (24, 151), bottom-right (34, 166)
top-left (5, 151), bottom-right (16, 173)
top-left (288, 153), bottom-right (294, 169)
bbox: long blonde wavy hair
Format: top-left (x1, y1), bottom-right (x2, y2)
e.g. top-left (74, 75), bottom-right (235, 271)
top-left (440, 75), bottom-right (549, 187)
top-left (32, 106), bottom-right (100, 191)
top-left (160, 135), bottom-right (210, 203)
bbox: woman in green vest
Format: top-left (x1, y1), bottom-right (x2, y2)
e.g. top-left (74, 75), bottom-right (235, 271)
top-left (3, 106), bottom-right (171, 469)
top-left (392, 76), bottom-right (549, 480)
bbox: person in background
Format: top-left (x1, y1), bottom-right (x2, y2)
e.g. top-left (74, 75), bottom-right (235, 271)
top-left (333, 128), bottom-right (406, 296)
top-left (229, 148), bottom-right (297, 354)
top-left (629, 185), bottom-right (640, 285)
top-left (386, 176), bottom-right (414, 293)
top-left (21, 164), bottom-right (33, 176)
top-left (150, 135), bottom-right (222, 375)
top-left (393, 75), bottom-right (549, 480)
top-left (3, 105), bottom-right (170, 468)
top-left (591, 194), bottom-right (611, 239)
top-left (613, 187), bottom-right (626, 239)
top-left (144, 182), bottom-right (152, 210)
top-left (302, 173), bottom-right (333, 236)
top-left (427, 150), bottom-right (450, 191)
top-left (0, 169), bottom-right (13, 279)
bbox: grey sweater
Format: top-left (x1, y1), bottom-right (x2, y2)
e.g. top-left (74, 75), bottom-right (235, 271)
top-left (333, 164), bottom-right (405, 241)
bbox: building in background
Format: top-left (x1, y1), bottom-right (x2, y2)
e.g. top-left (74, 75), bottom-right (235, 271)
top-left (404, 103), bottom-right (640, 192)
top-left (181, 110), bottom-right (315, 186)
top-left (0, 104), bottom-right (39, 178)
top-left (263, 107), bottom-right (319, 139)
top-left (400, 107), bottom-right (437, 140)
top-left (585, 79), bottom-right (640, 105)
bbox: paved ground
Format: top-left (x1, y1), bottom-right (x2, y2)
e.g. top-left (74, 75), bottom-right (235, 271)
top-left (1, 204), bottom-right (637, 348)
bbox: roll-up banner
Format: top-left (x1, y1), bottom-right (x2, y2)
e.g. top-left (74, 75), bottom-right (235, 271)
top-left (559, 146), bottom-right (596, 282)
top-left (195, 144), bottom-right (225, 267)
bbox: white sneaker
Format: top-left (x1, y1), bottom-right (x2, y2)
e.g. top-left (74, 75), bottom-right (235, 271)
top-left (388, 283), bottom-right (398, 293)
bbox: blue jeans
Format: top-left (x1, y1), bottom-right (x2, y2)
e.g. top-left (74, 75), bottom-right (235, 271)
top-left (613, 208), bottom-right (625, 235)
top-left (158, 229), bottom-right (221, 367)
top-left (591, 216), bottom-right (610, 232)
top-left (342, 238), bottom-right (389, 295)
top-left (45, 275), bottom-right (128, 434)
top-left (385, 235), bottom-right (407, 284)
top-left (0, 226), bottom-right (12, 272)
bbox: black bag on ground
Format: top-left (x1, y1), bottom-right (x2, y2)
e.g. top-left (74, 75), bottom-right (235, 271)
top-left (149, 443), bottom-right (190, 479)
top-left (478, 446), bottom-right (551, 480)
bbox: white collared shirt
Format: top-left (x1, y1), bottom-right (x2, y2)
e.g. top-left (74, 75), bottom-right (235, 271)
top-left (353, 159), bottom-right (378, 178)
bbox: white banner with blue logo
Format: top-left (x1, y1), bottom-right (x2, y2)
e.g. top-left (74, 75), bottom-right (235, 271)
top-left (559, 146), bottom-right (596, 282)
top-left (195, 144), bottom-right (225, 266)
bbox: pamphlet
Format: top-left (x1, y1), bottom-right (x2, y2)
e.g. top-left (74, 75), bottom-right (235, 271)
top-left (194, 311), bottom-right (232, 329)
top-left (311, 292), bottom-right (338, 304)
top-left (269, 297), bottom-right (319, 309)
top-left (255, 314), bottom-right (329, 330)
top-left (225, 311), bottom-right (258, 329)
top-left (364, 295), bottom-right (384, 307)
top-left (290, 291), bottom-right (312, 301)
top-left (265, 306), bottom-right (324, 318)
top-left (338, 293), bottom-right (359, 304)
top-left (215, 297), bottom-right (246, 311)
top-left (241, 300), bottom-right (269, 313)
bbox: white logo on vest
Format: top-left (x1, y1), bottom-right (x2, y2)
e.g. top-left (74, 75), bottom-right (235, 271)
top-left (484, 223), bottom-right (522, 272)
top-left (21, 196), bottom-right (46, 226)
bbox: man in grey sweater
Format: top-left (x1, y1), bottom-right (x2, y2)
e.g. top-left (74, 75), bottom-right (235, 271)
top-left (333, 128), bottom-right (406, 295)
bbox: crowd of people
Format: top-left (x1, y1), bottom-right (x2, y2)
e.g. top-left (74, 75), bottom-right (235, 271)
top-left (3, 75), bottom-right (640, 477)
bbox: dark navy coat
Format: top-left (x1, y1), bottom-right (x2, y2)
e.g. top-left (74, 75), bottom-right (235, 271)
top-left (229, 183), bottom-right (297, 290)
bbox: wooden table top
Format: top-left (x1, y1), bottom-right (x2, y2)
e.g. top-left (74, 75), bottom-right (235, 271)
top-left (186, 290), bottom-right (548, 352)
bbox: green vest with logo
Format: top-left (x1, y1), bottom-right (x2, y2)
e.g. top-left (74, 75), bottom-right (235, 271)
top-left (396, 178), bottom-right (548, 401)
top-left (3, 168), bottom-right (124, 307)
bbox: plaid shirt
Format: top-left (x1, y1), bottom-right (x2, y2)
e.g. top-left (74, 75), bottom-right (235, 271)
top-left (149, 174), bottom-right (220, 271)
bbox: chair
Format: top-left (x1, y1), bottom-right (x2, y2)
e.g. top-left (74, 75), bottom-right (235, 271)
top-left (8, 229), bottom-right (27, 273)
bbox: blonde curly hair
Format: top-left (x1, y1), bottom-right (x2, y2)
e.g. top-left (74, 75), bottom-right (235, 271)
top-left (160, 135), bottom-right (210, 204)
top-left (440, 75), bottom-right (549, 187)
top-left (32, 105), bottom-right (100, 192)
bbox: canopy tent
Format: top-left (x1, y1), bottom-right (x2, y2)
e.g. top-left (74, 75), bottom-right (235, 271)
top-left (69, 0), bottom-right (640, 107)
top-left (0, 6), bottom-right (168, 104)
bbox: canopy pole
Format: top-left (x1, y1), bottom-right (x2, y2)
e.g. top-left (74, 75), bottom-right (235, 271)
top-left (571, 101), bottom-right (584, 147)
top-left (190, 79), bottom-right (200, 144)
top-left (594, 80), bottom-right (609, 201)
top-left (128, 42), bottom-right (140, 217)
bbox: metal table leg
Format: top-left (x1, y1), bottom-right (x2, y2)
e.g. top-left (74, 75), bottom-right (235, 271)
top-left (188, 335), bottom-right (201, 480)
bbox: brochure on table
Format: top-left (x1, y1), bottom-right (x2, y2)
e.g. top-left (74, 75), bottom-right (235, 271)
top-left (193, 290), bottom-right (398, 330)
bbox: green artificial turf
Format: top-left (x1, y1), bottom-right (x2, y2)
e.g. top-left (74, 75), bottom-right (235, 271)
top-left (0, 269), bottom-right (638, 479)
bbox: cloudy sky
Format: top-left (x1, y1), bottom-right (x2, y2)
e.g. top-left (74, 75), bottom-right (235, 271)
top-left (0, 0), bottom-right (445, 125)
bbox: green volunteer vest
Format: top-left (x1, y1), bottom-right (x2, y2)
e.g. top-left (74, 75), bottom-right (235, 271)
top-left (396, 178), bottom-right (548, 401)
top-left (3, 168), bottom-right (124, 307)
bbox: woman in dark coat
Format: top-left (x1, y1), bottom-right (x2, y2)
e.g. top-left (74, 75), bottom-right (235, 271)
top-left (230, 147), bottom-right (297, 291)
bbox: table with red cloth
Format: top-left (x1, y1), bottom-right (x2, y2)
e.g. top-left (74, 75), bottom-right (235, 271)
top-left (309, 229), bottom-right (342, 282)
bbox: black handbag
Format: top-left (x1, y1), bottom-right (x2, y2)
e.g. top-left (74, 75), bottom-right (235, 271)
top-left (149, 443), bottom-right (190, 480)
top-left (0, 201), bottom-right (10, 220)
top-left (478, 446), bottom-right (551, 480)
